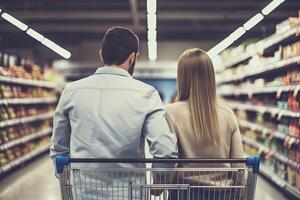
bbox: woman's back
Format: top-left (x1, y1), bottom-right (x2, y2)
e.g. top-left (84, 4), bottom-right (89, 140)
top-left (165, 101), bottom-right (244, 168)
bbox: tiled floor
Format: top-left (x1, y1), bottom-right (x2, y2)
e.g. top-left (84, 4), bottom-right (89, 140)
top-left (0, 155), bottom-right (290, 200)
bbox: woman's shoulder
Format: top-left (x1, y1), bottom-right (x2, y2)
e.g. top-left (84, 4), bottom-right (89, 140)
top-left (217, 104), bottom-right (239, 127)
top-left (165, 101), bottom-right (188, 112)
top-left (217, 104), bottom-right (235, 116)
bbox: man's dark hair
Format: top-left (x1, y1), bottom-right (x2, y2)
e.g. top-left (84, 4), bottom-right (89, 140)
top-left (101, 26), bottom-right (139, 65)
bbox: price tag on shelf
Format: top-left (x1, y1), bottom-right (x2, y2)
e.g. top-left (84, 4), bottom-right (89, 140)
top-left (277, 110), bottom-right (284, 121)
top-left (265, 151), bottom-right (273, 160)
top-left (288, 137), bottom-right (296, 149)
top-left (268, 132), bottom-right (276, 140)
top-left (276, 87), bottom-right (283, 99)
top-left (293, 85), bottom-right (300, 97)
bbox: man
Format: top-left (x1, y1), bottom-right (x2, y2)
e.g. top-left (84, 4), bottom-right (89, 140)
top-left (50, 27), bottom-right (178, 199)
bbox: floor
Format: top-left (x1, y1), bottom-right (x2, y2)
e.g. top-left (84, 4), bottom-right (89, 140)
top-left (0, 154), bottom-right (290, 200)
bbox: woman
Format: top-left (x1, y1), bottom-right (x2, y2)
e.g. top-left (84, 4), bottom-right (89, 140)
top-left (165, 48), bottom-right (245, 200)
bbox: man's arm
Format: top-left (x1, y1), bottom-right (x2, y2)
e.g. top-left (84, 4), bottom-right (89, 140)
top-left (143, 90), bottom-right (178, 159)
top-left (50, 88), bottom-right (72, 160)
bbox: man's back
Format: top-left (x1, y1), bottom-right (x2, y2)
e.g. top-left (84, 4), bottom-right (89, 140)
top-left (50, 67), bottom-right (177, 168)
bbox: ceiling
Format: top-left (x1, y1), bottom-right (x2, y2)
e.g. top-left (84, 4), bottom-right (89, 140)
top-left (0, 0), bottom-right (300, 54)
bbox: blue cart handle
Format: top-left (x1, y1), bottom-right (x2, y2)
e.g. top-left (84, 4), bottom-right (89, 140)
top-left (246, 156), bottom-right (260, 174)
top-left (56, 156), bottom-right (70, 174)
top-left (55, 156), bottom-right (260, 174)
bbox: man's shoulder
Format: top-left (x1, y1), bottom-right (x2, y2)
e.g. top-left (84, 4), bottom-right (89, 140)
top-left (130, 78), bottom-right (156, 94)
top-left (63, 76), bottom-right (94, 92)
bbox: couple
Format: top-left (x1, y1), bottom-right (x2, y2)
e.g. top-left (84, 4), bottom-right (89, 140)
top-left (50, 27), bottom-right (244, 199)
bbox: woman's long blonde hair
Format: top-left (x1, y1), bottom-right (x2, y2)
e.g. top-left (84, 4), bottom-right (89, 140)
top-left (177, 48), bottom-right (220, 145)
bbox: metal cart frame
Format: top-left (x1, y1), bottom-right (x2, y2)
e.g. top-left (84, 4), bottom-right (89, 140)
top-left (56, 156), bottom-right (260, 200)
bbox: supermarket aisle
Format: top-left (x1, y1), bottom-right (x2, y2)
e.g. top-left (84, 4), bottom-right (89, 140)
top-left (0, 155), bottom-right (289, 200)
top-left (0, 155), bottom-right (60, 200)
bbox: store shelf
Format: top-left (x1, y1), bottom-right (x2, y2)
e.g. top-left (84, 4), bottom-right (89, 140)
top-left (223, 25), bottom-right (300, 68)
top-left (0, 97), bottom-right (57, 105)
top-left (219, 84), bottom-right (299, 96)
top-left (0, 128), bottom-right (52, 150)
top-left (0, 75), bottom-right (57, 89)
top-left (238, 119), bottom-right (300, 150)
top-left (242, 135), bottom-right (300, 169)
top-left (223, 51), bottom-right (255, 69)
top-left (218, 55), bottom-right (300, 84)
top-left (0, 143), bottom-right (51, 175)
top-left (0, 112), bottom-right (54, 128)
top-left (257, 25), bottom-right (300, 54)
top-left (226, 101), bottom-right (300, 118)
top-left (260, 163), bottom-right (300, 199)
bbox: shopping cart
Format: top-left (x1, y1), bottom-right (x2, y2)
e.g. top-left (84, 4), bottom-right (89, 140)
top-left (55, 156), bottom-right (260, 200)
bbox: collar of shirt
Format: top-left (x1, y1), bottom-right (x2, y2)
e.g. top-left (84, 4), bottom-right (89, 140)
top-left (95, 66), bottom-right (132, 78)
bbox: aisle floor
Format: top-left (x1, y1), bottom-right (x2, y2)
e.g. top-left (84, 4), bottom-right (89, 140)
top-left (0, 155), bottom-right (289, 200)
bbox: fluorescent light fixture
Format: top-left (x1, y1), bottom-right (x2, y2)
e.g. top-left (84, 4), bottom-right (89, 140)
top-left (42, 38), bottom-right (71, 59)
top-left (1, 13), bottom-right (28, 31)
top-left (26, 28), bottom-right (44, 42)
top-left (262, 0), bottom-right (285, 15)
top-left (228, 27), bottom-right (246, 41)
top-left (243, 13), bottom-right (264, 31)
top-left (147, 29), bottom-right (157, 41)
top-left (147, 0), bottom-right (156, 14)
top-left (208, 27), bottom-right (246, 57)
top-left (147, 14), bottom-right (157, 29)
top-left (148, 41), bottom-right (157, 61)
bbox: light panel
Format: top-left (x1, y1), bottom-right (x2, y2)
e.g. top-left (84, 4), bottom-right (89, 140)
top-left (148, 41), bottom-right (157, 61)
top-left (262, 0), bottom-right (285, 15)
top-left (147, 29), bottom-right (157, 41)
top-left (147, 0), bottom-right (157, 14)
top-left (208, 27), bottom-right (246, 57)
top-left (26, 28), bottom-right (44, 42)
top-left (147, 14), bottom-right (157, 30)
top-left (243, 13), bottom-right (264, 31)
top-left (42, 38), bottom-right (71, 59)
top-left (1, 13), bottom-right (28, 31)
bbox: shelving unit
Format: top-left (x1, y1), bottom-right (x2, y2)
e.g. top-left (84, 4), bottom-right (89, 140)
top-left (218, 55), bottom-right (300, 84)
top-left (243, 136), bottom-right (300, 199)
top-left (0, 97), bottom-right (57, 105)
top-left (225, 101), bottom-right (300, 118)
top-left (242, 135), bottom-right (300, 169)
top-left (218, 16), bottom-right (300, 198)
top-left (0, 143), bottom-right (51, 175)
top-left (0, 128), bottom-right (52, 150)
top-left (0, 75), bottom-right (57, 89)
top-left (0, 112), bottom-right (54, 128)
top-left (239, 119), bottom-right (300, 145)
top-left (223, 24), bottom-right (300, 69)
top-left (219, 84), bottom-right (299, 96)
top-left (0, 65), bottom-right (59, 176)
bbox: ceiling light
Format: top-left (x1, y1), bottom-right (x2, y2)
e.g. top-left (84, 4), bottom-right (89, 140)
top-left (243, 13), bottom-right (264, 31)
top-left (1, 13), bottom-right (28, 31)
top-left (41, 38), bottom-right (71, 59)
top-left (228, 27), bottom-right (246, 41)
top-left (262, 0), bottom-right (285, 15)
top-left (26, 28), bottom-right (44, 42)
top-left (147, 14), bottom-right (157, 29)
top-left (147, 0), bottom-right (156, 14)
top-left (147, 29), bottom-right (157, 41)
top-left (207, 27), bottom-right (246, 56)
top-left (148, 41), bottom-right (157, 61)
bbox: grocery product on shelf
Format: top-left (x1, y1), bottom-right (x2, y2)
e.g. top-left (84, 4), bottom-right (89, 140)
top-left (0, 61), bottom-right (59, 175)
top-left (217, 13), bottom-right (300, 198)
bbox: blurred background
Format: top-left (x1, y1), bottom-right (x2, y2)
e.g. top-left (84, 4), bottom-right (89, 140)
top-left (0, 0), bottom-right (299, 199)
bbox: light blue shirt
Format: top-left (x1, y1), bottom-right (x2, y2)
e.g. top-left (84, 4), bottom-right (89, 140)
top-left (50, 66), bottom-right (178, 167)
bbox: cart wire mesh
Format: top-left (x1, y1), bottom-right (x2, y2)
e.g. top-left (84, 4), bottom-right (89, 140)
top-left (56, 157), bottom-right (260, 200)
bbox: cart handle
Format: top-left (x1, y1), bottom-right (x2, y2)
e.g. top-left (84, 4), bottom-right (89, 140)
top-left (55, 156), bottom-right (260, 174)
